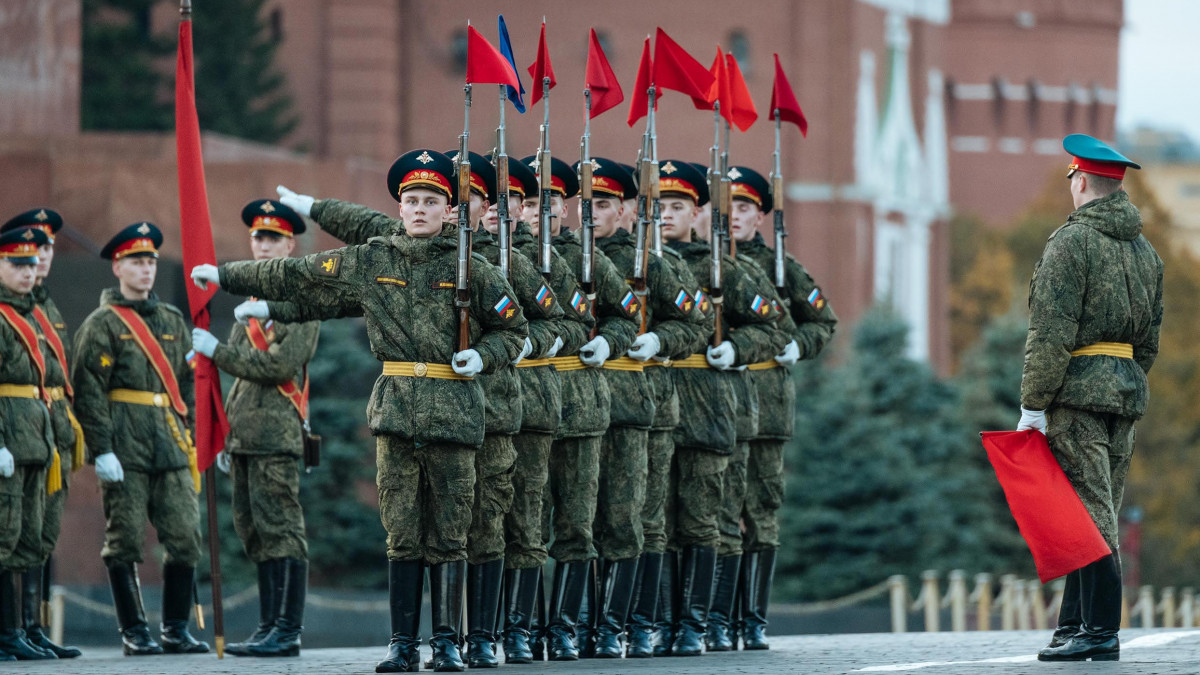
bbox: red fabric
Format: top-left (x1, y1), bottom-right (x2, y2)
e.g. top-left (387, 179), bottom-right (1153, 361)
top-left (690, 47), bottom-right (725, 112)
top-left (466, 25), bottom-right (519, 87)
top-left (769, 53), bottom-right (808, 137)
top-left (626, 37), bottom-right (654, 127)
top-left (176, 19), bottom-right (229, 473)
top-left (586, 28), bottom-right (623, 119)
top-left (980, 430), bottom-right (1111, 582)
top-left (527, 22), bottom-right (556, 107)
top-left (653, 28), bottom-right (715, 102)
top-left (1070, 156), bottom-right (1126, 180)
top-left (724, 54), bottom-right (758, 132)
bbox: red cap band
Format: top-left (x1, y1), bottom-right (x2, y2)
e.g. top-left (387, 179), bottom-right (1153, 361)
top-left (113, 237), bottom-right (157, 259)
top-left (251, 215), bottom-right (294, 237)
top-left (400, 169), bottom-right (453, 198)
top-left (1068, 156), bottom-right (1126, 180)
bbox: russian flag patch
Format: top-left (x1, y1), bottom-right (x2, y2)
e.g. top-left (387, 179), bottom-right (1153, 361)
top-left (621, 291), bottom-right (640, 317)
top-left (536, 285), bottom-right (554, 310)
top-left (751, 294), bottom-right (769, 315)
top-left (807, 287), bottom-right (825, 310)
top-left (571, 289), bottom-right (589, 314)
top-left (494, 294), bottom-right (517, 320)
top-left (674, 289), bottom-right (695, 313)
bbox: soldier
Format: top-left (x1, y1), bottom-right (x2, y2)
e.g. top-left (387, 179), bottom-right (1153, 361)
top-left (0, 227), bottom-right (58, 661)
top-left (72, 222), bottom-right (208, 656)
top-left (0, 210), bottom-right (84, 659)
top-left (723, 166), bottom-right (837, 650)
top-left (189, 200), bottom-right (319, 658)
top-left (518, 154), bottom-right (639, 661)
top-left (191, 149), bottom-right (528, 673)
top-left (656, 159), bottom-right (789, 656)
top-left (581, 158), bottom-right (709, 658)
top-left (1020, 135), bottom-right (1162, 663)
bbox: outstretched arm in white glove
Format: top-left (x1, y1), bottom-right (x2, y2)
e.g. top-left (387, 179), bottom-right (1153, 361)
top-left (627, 332), bottom-right (661, 361)
top-left (234, 300), bottom-right (271, 326)
top-left (191, 264), bottom-right (220, 291)
top-left (579, 336), bottom-right (611, 367)
top-left (276, 185), bottom-right (315, 218)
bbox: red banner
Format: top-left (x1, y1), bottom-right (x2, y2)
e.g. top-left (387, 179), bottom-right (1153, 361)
top-left (176, 17), bottom-right (229, 473)
top-left (585, 28), bottom-right (623, 119)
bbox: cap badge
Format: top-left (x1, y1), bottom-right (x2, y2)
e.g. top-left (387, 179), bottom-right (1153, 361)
top-left (137, 223), bottom-right (151, 235)
top-left (727, 167), bottom-right (743, 181)
top-left (21, 229), bottom-right (34, 240)
top-left (34, 210), bottom-right (48, 222)
top-left (661, 161), bottom-right (678, 175)
top-left (417, 151), bottom-right (434, 165)
top-left (589, 159), bottom-right (602, 171)
top-left (260, 202), bottom-right (275, 213)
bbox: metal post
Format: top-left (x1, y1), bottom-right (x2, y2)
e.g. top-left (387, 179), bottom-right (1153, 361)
top-left (921, 570), bottom-right (939, 632)
top-left (973, 573), bottom-right (992, 631)
top-left (889, 575), bottom-right (908, 633)
top-left (1014, 579), bottom-right (1031, 630)
top-left (1029, 580), bottom-right (1047, 630)
top-left (49, 585), bottom-right (65, 645)
top-left (1138, 585), bottom-right (1155, 628)
top-left (999, 574), bottom-right (1016, 630)
top-left (1160, 587), bottom-right (1177, 628)
top-left (1181, 587), bottom-right (1195, 628)
top-left (947, 570), bottom-right (967, 632)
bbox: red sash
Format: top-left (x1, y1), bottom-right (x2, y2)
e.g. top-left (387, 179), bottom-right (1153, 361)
top-left (107, 305), bottom-right (188, 417)
top-left (32, 306), bottom-right (71, 400)
top-left (245, 318), bottom-right (309, 419)
top-left (0, 304), bottom-right (50, 404)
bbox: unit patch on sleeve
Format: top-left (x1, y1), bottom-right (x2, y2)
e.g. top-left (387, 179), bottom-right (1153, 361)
top-left (570, 289), bottom-right (590, 315)
top-left (375, 276), bottom-right (408, 287)
top-left (620, 291), bottom-right (641, 318)
top-left (674, 289), bottom-right (695, 313)
top-left (315, 253), bottom-right (342, 277)
top-left (536, 284), bottom-right (555, 311)
top-left (493, 294), bottom-right (518, 320)
top-left (807, 287), bottom-right (826, 310)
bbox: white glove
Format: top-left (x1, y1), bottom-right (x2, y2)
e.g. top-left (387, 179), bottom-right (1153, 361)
top-left (706, 341), bottom-right (736, 370)
top-left (191, 264), bottom-right (220, 291)
top-left (95, 452), bottom-right (125, 483)
top-left (547, 336), bottom-right (564, 358)
top-left (0, 448), bottom-right (12, 478)
top-left (627, 332), bottom-right (661, 361)
top-left (512, 337), bottom-right (533, 365)
top-left (1017, 407), bottom-right (1047, 434)
top-left (216, 451), bottom-right (231, 474)
top-left (774, 340), bottom-right (800, 366)
top-left (452, 349), bottom-right (483, 377)
top-left (579, 336), bottom-right (611, 367)
top-left (234, 300), bottom-right (270, 326)
top-left (276, 185), bottom-right (315, 218)
top-left (191, 328), bottom-right (219, 358)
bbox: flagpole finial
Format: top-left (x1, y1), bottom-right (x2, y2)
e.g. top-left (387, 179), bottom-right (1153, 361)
top-left (180, 0), bottom-right (191, 18)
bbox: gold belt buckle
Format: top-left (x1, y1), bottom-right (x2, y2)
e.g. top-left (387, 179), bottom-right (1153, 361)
top-left (413, 362), bottom-right (428, 378)
top-left (153, 393), bottom-right (164, 407)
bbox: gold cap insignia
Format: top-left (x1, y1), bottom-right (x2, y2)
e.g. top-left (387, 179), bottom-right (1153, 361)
top-left (727, 167), bottom-right (743, 181)
top-left (661, 161), bottom-right (678, 175)
top-left (21, 229), bottom-right (34, 240)
top-left (261, 202), bottom-right (276, 213)
top-left (137, 223), bottom-right (151, 235)
top-left (416, 151), bottom-right (434, 165)
top-left (34, 210), bottom-right (48, 222)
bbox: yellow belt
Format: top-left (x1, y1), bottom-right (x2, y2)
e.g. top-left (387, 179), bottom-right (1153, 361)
top-left (602, 356), bottom-right (645, 372)
top-left (109, 389), bottom-right (173, 407)
top-left (515, 358), bottom-right (552, 369)
top-left (381, 361), bottom-right (470, 380)
top-left (108, 390), bottom-right (200, 493)
top-left (1070, 342), bottom-right (1133, 359)
top-left (549, 356), bottom-right (587, 372)
top-left (0, 384), bottom-right (39, 399)
top-left (47, 387), bottom-right (86, 473)
top-left (669, 354), bottom-right (712, 369)
top-left (747, 360), bottom-right (781, 371)
top-left (0, 385), bottom-right (63, 495)
top-left (643, 360), bottom-right (667, 367)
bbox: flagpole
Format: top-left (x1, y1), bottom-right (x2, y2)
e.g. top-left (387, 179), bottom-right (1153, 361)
top-left (771, 112), bottom-right (787, 295)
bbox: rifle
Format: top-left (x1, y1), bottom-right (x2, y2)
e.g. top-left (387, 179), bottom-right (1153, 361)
top-left (579, 88), bottom-right (598, 337)
top-left (455, 84), bottom-right (473, 358)
top-left (708, 103), bottom-right (724, 346)
top-left (632, 130), bottom-right (654, 334)
top-left (536, 76), bottom-right (554, 281)
top-left (495, 85), bottom-right (511, 280)
top-left (771, 111), bottom-right (787, 300)
top-left (720, 117), bottom-right (734, 258)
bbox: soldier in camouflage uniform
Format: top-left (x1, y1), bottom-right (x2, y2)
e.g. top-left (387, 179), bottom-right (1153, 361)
top-left (190, 199), bottom-right (319, 658)
top-left (0, 210), bottom-right (84, 659)
top-left (518, 154), bottom-right (639, 661)
top-left (582, 158), bottom-right (710, 658)
top-left (73, 223), bottom-right (208, 656)
top-left (655, 160), bottom-right (789, 657)
top-left (724, 167), bottom-right (837, 650)
top-left (1018, 135), bottom-right (1162, 663)
top-left (0, 227), bottom-right (58, 661)
top-left (194, 149), bottom-right (528, 673)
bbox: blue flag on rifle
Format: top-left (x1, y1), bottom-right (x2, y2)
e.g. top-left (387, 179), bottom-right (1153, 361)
top-left (497, 15), bottom-right (526, 113)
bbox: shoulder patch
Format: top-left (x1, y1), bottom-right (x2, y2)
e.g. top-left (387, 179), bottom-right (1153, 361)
top-left (375, 276), bottom-right (407, 287)
top-left (620, 290), bottom-right (641, 318)
top-left (696, 289), bottom-right (712, 316)
top-left (315, 253), bottom-right (342, 277)
top-left (569, 288), bottom-right (591, 316)
top-left (493, 294), bottom-right (518, 320)
top-left (674, 289), bottom-right (695, 313)
top-left (751, 294), bottom-right (769, 316)
top-left (807, 287), bottom-right (826, 311)
top-left (431, 281), bottom-right (455, 290)
top-left (535, 284), bottom-right (555, 311)
top-left (99, 353), bottom-right (113, 368)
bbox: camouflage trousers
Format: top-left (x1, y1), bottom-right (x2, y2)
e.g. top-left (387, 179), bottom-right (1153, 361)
top-left (594, 426), bottom-right (648, 562)
top-left (377, 436), bottom-right (475, 565)
top-left (640, 429), bottom-right (675, 555)
top-left (0, 465), bottom-right (46, 571)
top-left (1047, 407), bottom-right (1135, 550)
top-left (230, 454), bottom-right (307, 563)
top-left (547, 435), bottom-right (601, 563)
top-left (468, 434), bottom-right (517, 565)
top-left (743, 439), bottom-right (785, 551)
top-left (100, 468), bottom-right (201, 566)
top-left (505, 431), bottom-right (551, 569)
top-left (39, 463), bottom-right (70, 561)
top-left (717, 441), bottom-right (750, 557)
top-left (665, 447), bottom-right (729, 550)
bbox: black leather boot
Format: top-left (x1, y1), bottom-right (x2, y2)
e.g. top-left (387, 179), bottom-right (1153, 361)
top-left (159, 562), bottom-right (209, 653)
top-left (530, 566), bottom-right (546, 661)
top-left (671, 546), bottom-right (716, 656)
top-left (0, 570), bottom-right (52, 660)
top-left (430, 561), bottom-right (466, 672)
top-left (545, 561), bottom-right (589, 661)
top-left (625, 552), bottom-right (662, 658)
top-left (376, 560), bottom-right (423, 673)
top-left (740, 548), bottom-right (776, 650)
top-left (594, 557), bottom-right (638, 658)
top-left (705, 554), bottom-right (740, 652)
top-left (651, 551), bottom-right (678, 657)
top-left (106, 561), bottom-right (162, 656)
top-left (228, 558), bottom-right (284, 656)
top-left (1044, 569), bottom-right (1083, 650)
top-left (465, 559), bottom-right (503, 668)
top-left (576, 560), bottom-right (597, 657)
top-left (246, 558), bottom-right (306, 657)
top-left (1039, 555), bottom-right (1121, 662)
top-left (24, 564), bottom-right (78, 658)
top-left (500, 567), bottom-right (540, 664)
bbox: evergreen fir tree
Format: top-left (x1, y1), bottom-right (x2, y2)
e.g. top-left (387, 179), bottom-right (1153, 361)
top-left (81, 0), bottom-right (173, 131)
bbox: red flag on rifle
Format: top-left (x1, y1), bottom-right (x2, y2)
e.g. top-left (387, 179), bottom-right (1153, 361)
top-left (769, 53), bottom-right (808, 136)
top-left (980, 430), bottom-right (1111, 583)
top-left (586, 28), bottom-right (623, 118)
top-left (627, 37), bottom-right (654, 127)
top-left (653, 28), bottom-right (715, 102)
top-left (175, 14), bottom-right (229, 473)
top-left (725, 53), bottom-right (758, 131)
top-left (691, 47), bottom-right (726, 112)
top-left (528, 21), bottom-right (556, 106)
top-left (466, 24), bottom-right (519, 87)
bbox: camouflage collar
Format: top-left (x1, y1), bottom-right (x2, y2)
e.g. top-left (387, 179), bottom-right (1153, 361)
top-left (102, 287), bottom-right (160, 315)
top-left (0, 284), bottom-right (34, 311)
top-left (30, 284), bottom-right (49, 305)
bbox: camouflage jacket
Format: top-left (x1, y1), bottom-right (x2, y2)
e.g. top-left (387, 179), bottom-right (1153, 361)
top-left (219, 228), bottom-right (528, 448)
top-left (738, 233), bottom-right (838, 357)
top-left (0, 286), bottom-right (55, 466)
top-left (1021, 190), bottom-right (1163, 418)
top-left (33, 285), bottom-right (78, 458)
top-left (73, 289), bottom-right (195, 472)
top-left (213, 318), bottom-right (320, 456)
